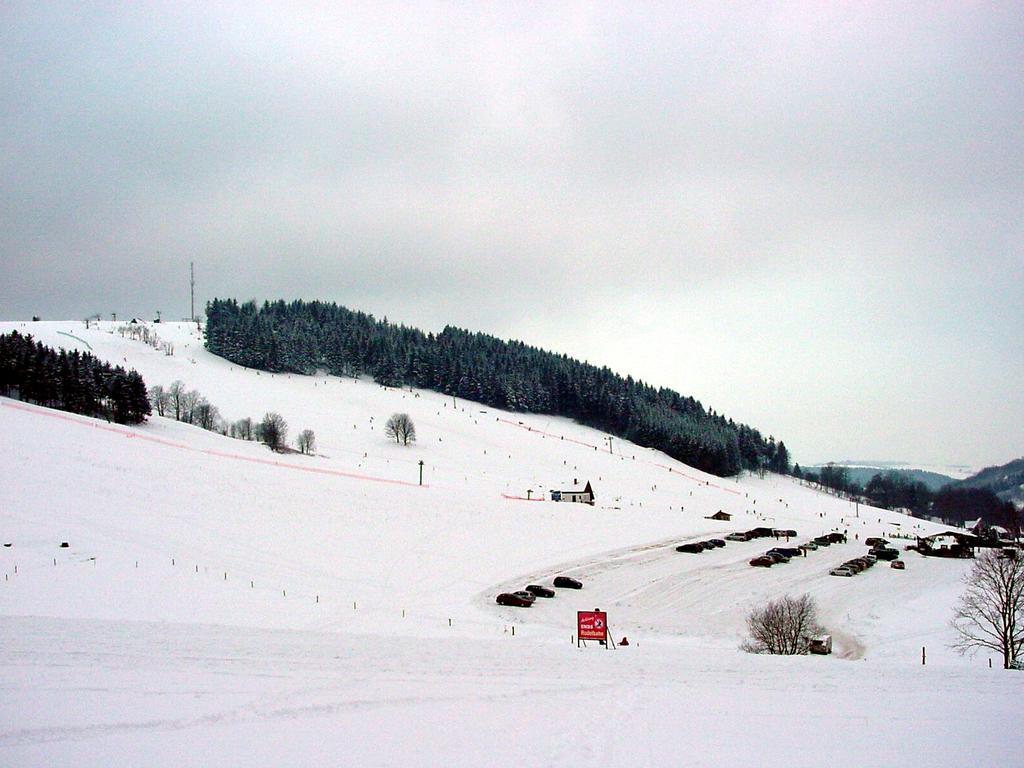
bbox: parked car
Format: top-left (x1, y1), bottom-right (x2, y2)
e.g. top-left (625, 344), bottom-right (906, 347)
top-left (872, 548), bottom-right (899, 561)
top-left (801, 541), bottom-right (818, 551)
top-left (777, 529), bottom-right (798, 538)
top-left (830, 567), bottom-right (855, 577)
top-left (865, 537), bottom-right (888, 548)
top-left (726, 532), bottom-right (750, 542)
top-left (826, 532), bottom-right (847, 544)
top-left (864, 554), bottom-right (878, 565)
top-left (765, 551), bottom-right (790, 564)
top-left (749, 556), bottom-right (775, 567)
top-left (524, 584), bottom-right (555, 598)
top-left (809, 635), bottom-right (833, 655)
top-left (553, 576), bottom-right (583, 589)
top-left (812, 536), bottom-right (832, 547)
top-left (773, 547), bottom-right (802, 558)
top-left (844, 560), bottom-right (866, 573)
top-left (707, 539), bottom-right (727, 548)
top-left (891, 560), bottom-right (906, 570)
top-left (496, 592), bottom-right (534, 607)
top-left (676, 543), bottom-right (704, 554)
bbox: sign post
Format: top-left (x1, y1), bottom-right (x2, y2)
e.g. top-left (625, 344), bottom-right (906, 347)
top-left (577, 609), bottom-right (615, 649)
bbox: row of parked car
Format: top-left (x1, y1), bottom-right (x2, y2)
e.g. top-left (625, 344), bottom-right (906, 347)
top-left (676, 527), bottom-right (812, 555)
top-left (748, 531), bottom-right (848, 568)
top-left (676, 538), bottom-right (726, 553)
top-left (495, 575), bottom-right (583, 607)
top-left (830, 552), bottom-right (879, 577)
top-left (724, 527), bottom-right (798, 542)
top-left (830, 540), bottom-right (905, 576)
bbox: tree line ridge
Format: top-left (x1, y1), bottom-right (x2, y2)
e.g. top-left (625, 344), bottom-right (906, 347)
top-left (204, 298), bottom-right (790, 477)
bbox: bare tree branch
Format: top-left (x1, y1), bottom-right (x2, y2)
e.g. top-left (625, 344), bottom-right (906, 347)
top-left (951, 550), bottom-right (1024, 668)
top-left (742, 594), bottom-right (824, 655)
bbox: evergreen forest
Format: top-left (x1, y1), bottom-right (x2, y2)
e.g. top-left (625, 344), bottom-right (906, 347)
top-left (0, 331), bottom-right (151, 425)
top-left (205, 299), bottom-right (789, 477)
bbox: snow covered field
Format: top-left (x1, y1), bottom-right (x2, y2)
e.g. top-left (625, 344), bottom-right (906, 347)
top-left (1, 321), bottom-right (1020, 766)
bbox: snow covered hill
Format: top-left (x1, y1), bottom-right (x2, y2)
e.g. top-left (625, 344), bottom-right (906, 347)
top-left (1, 320), bottom-right (1020, 767)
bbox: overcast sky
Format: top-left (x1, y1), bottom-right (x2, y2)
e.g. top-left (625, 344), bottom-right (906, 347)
top-left (2, 2), bottom-right (1021, 470)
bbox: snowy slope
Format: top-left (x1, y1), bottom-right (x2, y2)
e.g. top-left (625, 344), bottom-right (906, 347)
top-left (1, 320), bottom-right (1020, 767)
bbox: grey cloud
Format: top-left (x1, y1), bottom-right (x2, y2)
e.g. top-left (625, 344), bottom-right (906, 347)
top-left (1, 2), bottom-right (1021, 467)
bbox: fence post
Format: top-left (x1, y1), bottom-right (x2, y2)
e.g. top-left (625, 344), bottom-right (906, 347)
top-left (922, 647), bottom-right (926, 665)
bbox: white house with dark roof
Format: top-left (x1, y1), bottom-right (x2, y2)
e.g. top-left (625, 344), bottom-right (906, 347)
top-left (550, 480), bottom-right (595, 505)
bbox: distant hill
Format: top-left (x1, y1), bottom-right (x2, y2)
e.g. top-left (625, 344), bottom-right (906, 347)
top-left (205, 298), bottom-right (788, 477)
top-left (955, 457), bottom-right (1024, 507)
top-left (802, 465), bottom-right (956, 492)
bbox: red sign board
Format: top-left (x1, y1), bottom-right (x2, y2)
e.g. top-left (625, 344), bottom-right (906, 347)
top-left (577, 610), bottom-right (608, 641)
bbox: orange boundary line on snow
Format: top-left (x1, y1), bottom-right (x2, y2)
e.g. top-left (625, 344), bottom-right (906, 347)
top-left (500, 493), bottom-right (546, 502)
top-left (1, 399), bottom-right (427, 489)
top-left (495, 417), bottom-right (600, 449)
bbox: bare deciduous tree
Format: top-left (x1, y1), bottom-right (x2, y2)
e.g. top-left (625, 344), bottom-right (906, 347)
top-left (385, 413), bottom-right (416, 446)
top-left (232, 417), bottom-right (254, 441)
top-left (952, 550), bottom-right (1024, 669)
top-left (193, 400), bottom-right (219, 431)
top-left (296, 429), bottom-right (316, 455)
top-left (167, 380), bottom-right (187, 421)
top-left (178, 389), bottom-right (200, 424)
top-left (742, 594), bottom-right (824, 655)
top-left (148, 385), bottom-right (169, 417)
top-left (260, 412), bottom-right (288, 451)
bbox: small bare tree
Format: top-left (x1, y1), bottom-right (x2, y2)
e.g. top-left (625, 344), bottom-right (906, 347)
top-left (167, 380), bottom-right (187, 421)
top-left (742, 594), bottom-right (824, 655)
top-left (148, 384), bottom-right (170, 417)
top-left (193, 400), bottom-right (220, 431)
top-left (385, 413), bottom-right (416, 446)
top-left (232, 417), bottom-right (254, 440)
top-left (296, 429), bottom-right (316, 455)
top-left (952, 550), bottom-right (1024, 669)
top-left (178, 389), bottom-right (201, 424)
top-left (260, 412), bottom-right (288, 451)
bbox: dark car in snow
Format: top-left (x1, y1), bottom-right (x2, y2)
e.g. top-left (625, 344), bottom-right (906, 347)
top-left (525, 584), bottom-right (555, 598)
top-left (770, 547), bottom-right (802, 558)
top-left (676, 543), bottom-right (704, 554)
top-left (496, 592), bottom-right (534, 607)
top-left (749, 556), bottom-right (774, 567)
top-left (872, 547), bottom-right (899, 561)
top-left (553, 576), bottom-right (583, 589)
top-left (765, 551), bottom-right (790, 564)
top-left (706, 539), bottom-right (727, 548)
